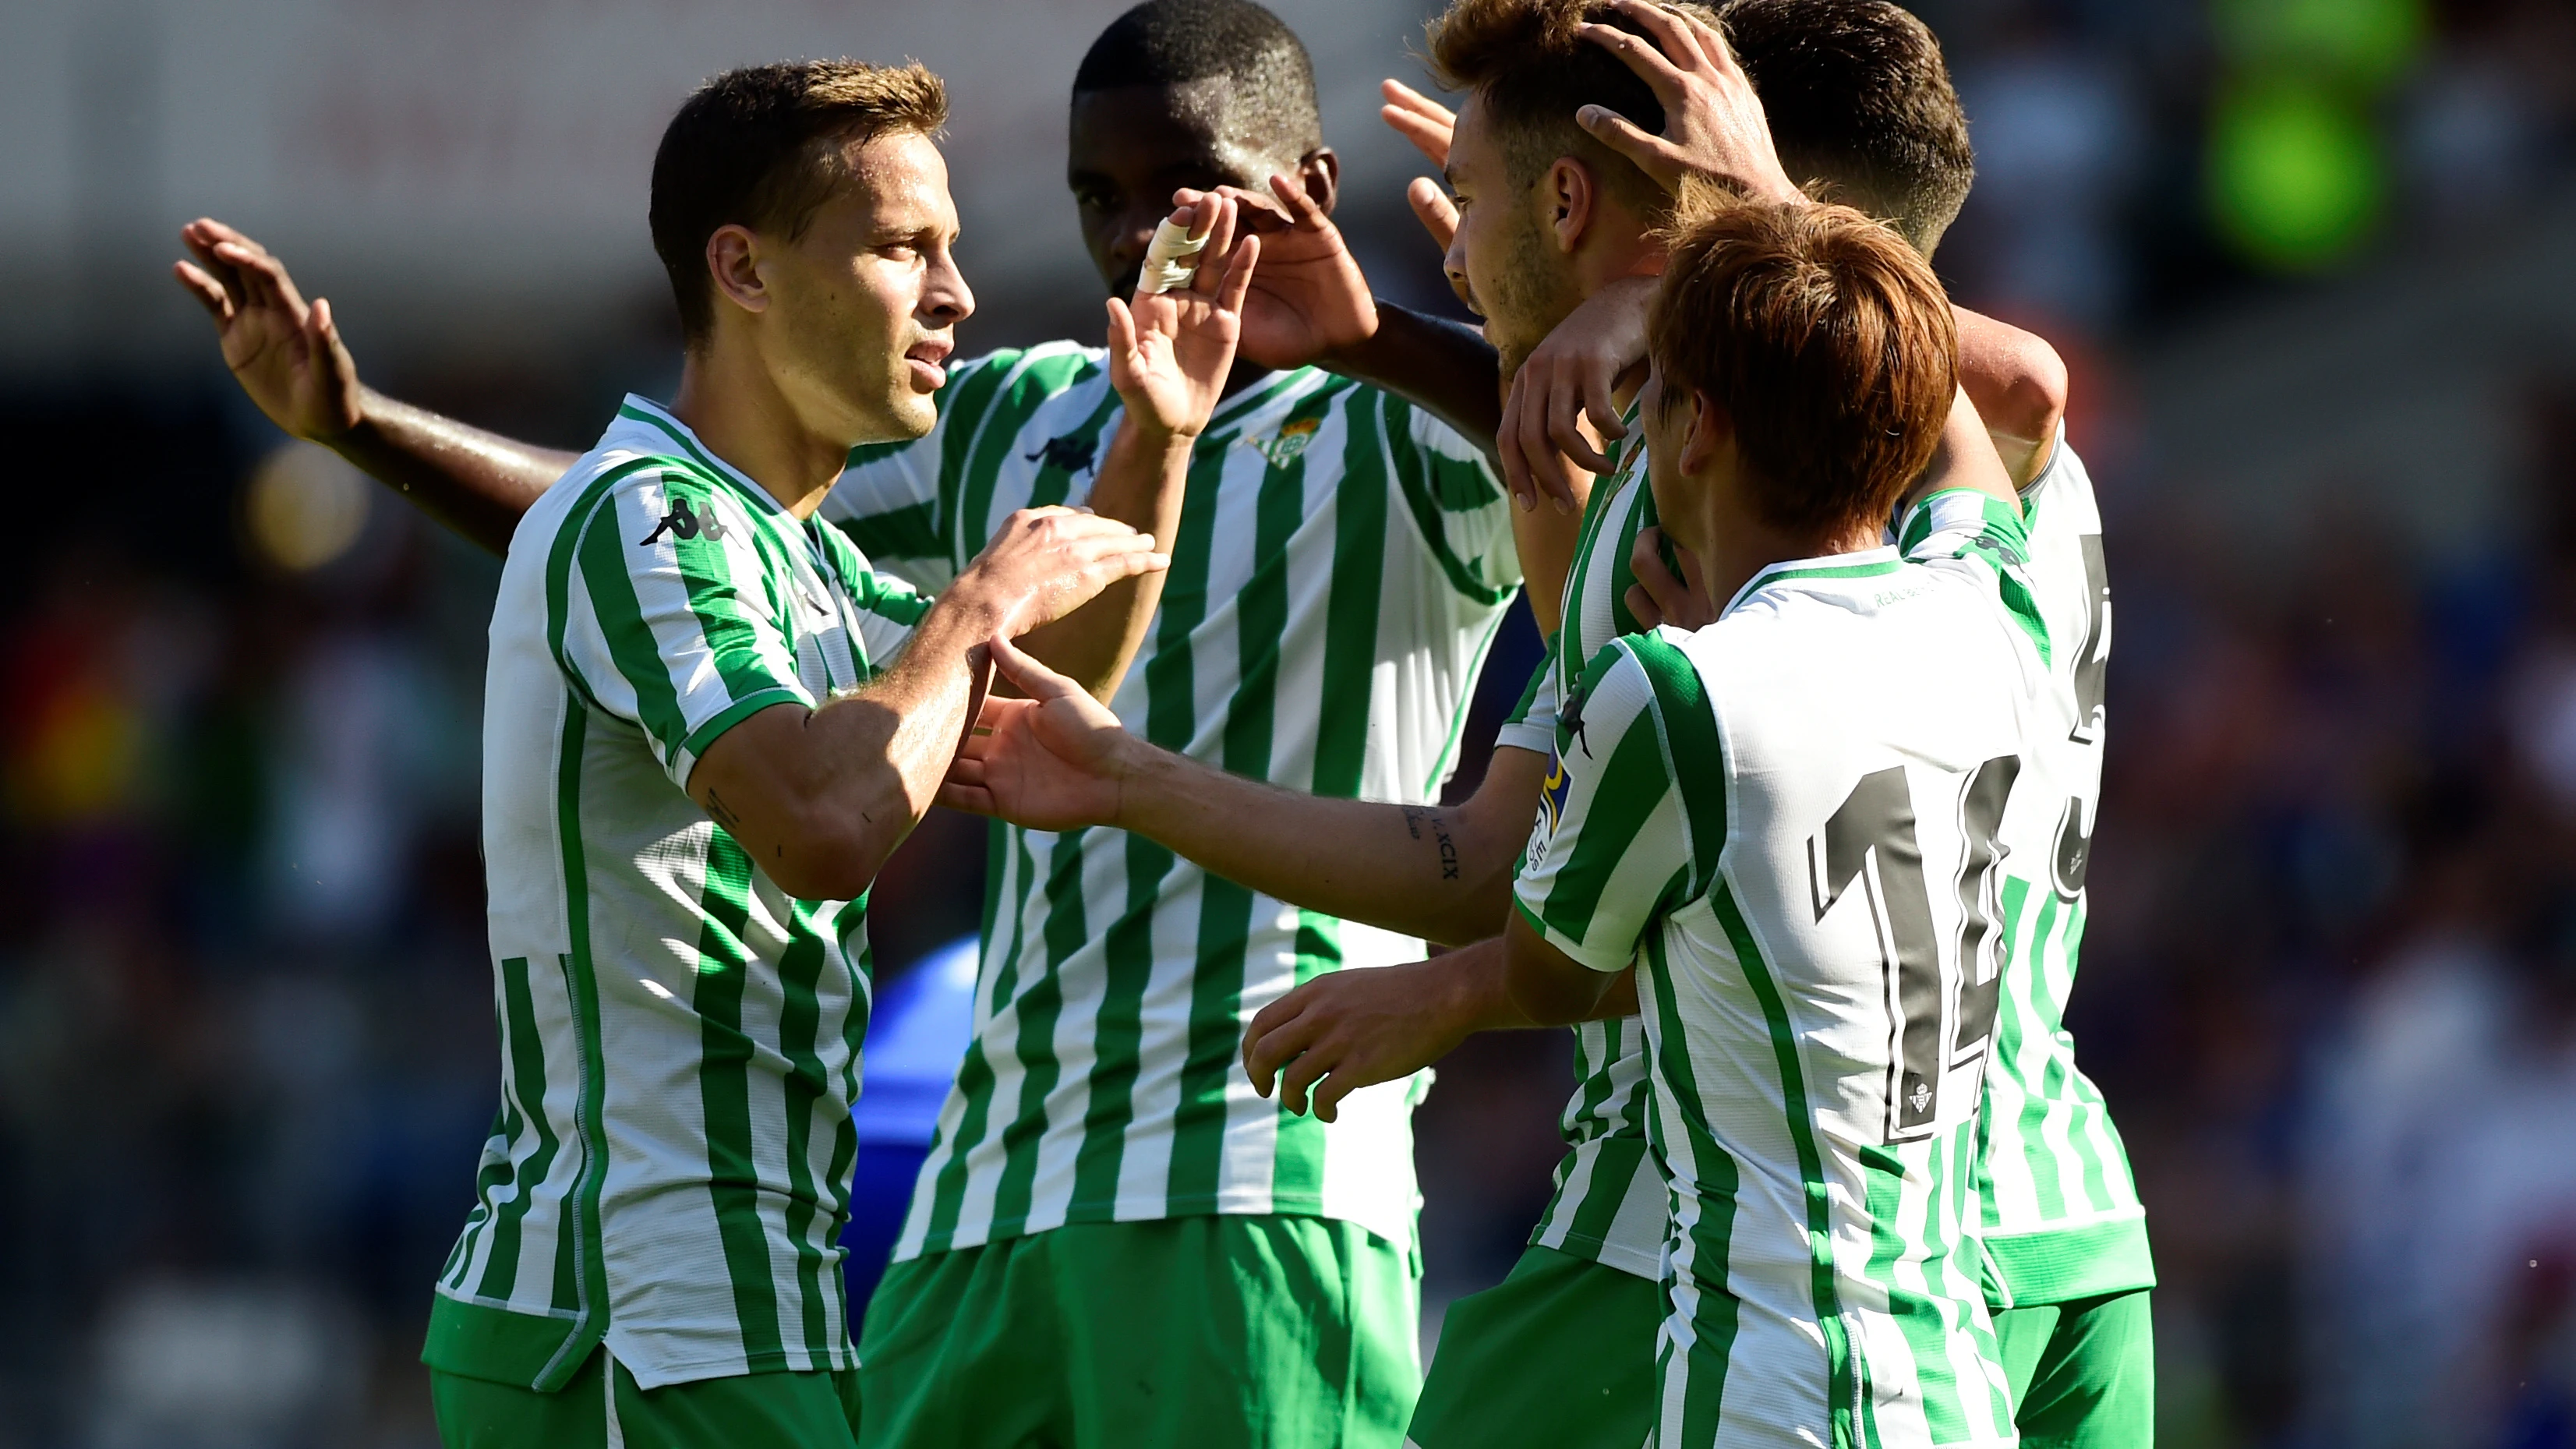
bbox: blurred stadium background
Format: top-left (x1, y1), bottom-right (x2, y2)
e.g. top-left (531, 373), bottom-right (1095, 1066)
top-left (2, 0), bottom-right (2573, 1444)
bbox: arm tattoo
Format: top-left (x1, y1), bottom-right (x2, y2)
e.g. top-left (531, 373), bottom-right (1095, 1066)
top-left (705, 788), bottom-right (742, 832)
top-left (1401, 806), bottom-right (1463, 882)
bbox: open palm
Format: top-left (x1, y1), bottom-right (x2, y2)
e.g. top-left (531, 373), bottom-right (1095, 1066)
top-left (940, 637), bottom-right (1135, 832)
top-left (1180, 177), bottom-right (1374, 372)
top-left (171, 219), bottom-right (362, 442)
top-left (1109, 198), bottom-right (1260, 437)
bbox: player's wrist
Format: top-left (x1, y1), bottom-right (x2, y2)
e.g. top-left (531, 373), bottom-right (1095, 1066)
top-left (1315, 298), bottom-right (1392, 371)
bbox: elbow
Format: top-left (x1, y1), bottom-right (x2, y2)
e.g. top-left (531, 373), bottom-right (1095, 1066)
top-left (1984, 334), bottom-right (2069, 449)
top-left (754, 811), bottom-right (901, 903)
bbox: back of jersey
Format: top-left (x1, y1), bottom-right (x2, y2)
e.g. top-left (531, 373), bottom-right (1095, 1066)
top-left (1518, 546), bottom-right (2036, 1447)
top-left (1902, 440), bottom-right (2153, 1308)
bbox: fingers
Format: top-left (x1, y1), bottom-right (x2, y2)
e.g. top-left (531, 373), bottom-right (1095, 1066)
top-left (1509, 362), bottom-right (1578, 515)
top-left (1496, 375), bottom-right (1537, 511)
top-left (1265, 172), bottom-right (1330, 232)
top-left (1580, 362), bottom-right (1626, 446)
top-left (171, 260), bottom-right (231, 323)
top-left (1574, 105), bottom-right (1680, 187)
top-left (1242, 1002), bottom-right (1326, 1105)
top-left (1104, 296), bottom-right (1139, 362)
top-left (988, 633), bottom-right (1099, 707)
top-left (1212, 234), bottom-right (1260, 316)
top-left (212, 239), bottom-right (313, 321)
top-left (935, 779), bottom-right (997, 815)
top-left (1627, 525), bottom-right (1701, 629)
top-left (1546, 367), bottom-right (1617, 477)
top-left (1380, 79), bottom-right (1456, 166)
top-left (1202, 185), bottom-right (1292, 234)
top-left (1597, 0), bottom-right (1715, 78)
top-left (1405, 178), bottom-right (1458, 251)
top-left (1575, 18), bottom-right (1689, 102)
top-left (1276, 1031), bottom-right (1337, 1118)
top-left (1193, 195), bottom-right (1237, 294)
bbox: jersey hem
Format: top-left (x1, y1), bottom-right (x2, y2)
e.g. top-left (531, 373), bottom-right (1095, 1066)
top-left (893, 1196), bottom-right (1417, 1263)
top-left (1528, 1226), bottom-right (1663, 1281)
top-left (1978, 1214), bottom-right (2156, 1308)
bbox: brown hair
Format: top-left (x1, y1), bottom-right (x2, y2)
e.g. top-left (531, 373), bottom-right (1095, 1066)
top-left (1648, 188), bottom-right (1956, 538)
top-left (648, 61), bottom-right (949, 341)
top-left (1425, 0), bottom-right (1712, 217)
top-left (1718, 0), bottom-right (1974, 256)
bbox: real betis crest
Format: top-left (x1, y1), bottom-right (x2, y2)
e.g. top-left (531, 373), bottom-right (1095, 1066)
top-left (1242, 415), bottom-right (1322, 468)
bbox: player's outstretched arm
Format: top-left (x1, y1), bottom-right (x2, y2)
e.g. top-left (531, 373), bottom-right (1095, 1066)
top-left (1010, 199), bottom-right (1256, 703)
top-left (690, 509), bottom-right (1168, 901)
top-left (1239, 936), bottom-right (1639, 1121)
top-left (173, 219), bottom-right (571, 556)
top-left (941, 635), bottom-right (1544, 947)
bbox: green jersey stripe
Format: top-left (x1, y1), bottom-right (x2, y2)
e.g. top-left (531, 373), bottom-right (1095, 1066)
top-left (1642, 930), bottom-right (1744, 1448)
top-left (472, 953), bottom-right (561, 1300)
top-left (959, 352), bottom-right (1100, 570)
top-left (443, 399), bottom-right (899, 1391)
top-left (1712, 882), bottom-right (1856, 1447)
top-left (692, 831), bottom-right (786, 1362)
top-left (830, 355), bottom-right (1514, 1259)
top-left (539, 704), bottom-right (609, 1390)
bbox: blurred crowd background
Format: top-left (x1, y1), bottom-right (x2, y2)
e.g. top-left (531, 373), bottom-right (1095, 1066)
top-left (2, 0), bottom-right (2574, 1444)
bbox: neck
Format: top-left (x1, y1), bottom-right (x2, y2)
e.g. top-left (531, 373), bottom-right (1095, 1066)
top-left (1680, 477), bottom-right (1882, 613)
top-left (668, 338), bottom-right (853, 520)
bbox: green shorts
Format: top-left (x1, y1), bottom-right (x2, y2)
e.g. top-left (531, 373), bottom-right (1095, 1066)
top-left (1406, 1245), bottom-right (1662, 1449)
top-left (1992, 1289), bottom-right (2154, 1449)
top-left (857, 1214), bottom-right (1422, 1449)
top-left (429, 1349), bottom-right (860, 1449)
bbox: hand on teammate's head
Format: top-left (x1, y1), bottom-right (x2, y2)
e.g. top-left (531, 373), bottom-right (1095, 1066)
top-left (1573, 0), bottom-right (1801, 207)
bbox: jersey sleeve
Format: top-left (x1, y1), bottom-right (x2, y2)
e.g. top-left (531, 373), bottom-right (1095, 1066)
top-left (555, 468), bottom-right (812, 792)
top-left (820, 526), bottom-right (935, 677)
top-left (1493, 638), bottom-right (1560, 757)
top-left (1896, 486), bottom-right (2051, 667)
top-left (1383, 395), bottom-right (1521, 606)
top-left (1513, 639), bottom-right (1698, 973)
top-left (819, 351), bottom-right (1019, 596)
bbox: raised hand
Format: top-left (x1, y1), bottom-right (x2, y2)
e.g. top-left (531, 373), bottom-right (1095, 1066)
top-left (1381, 79), bottom-right (1454, 167)
top-left (172, 219), bottom-right (362, 443)
top-left (1573, 0), bottom-right (1802, 204)
top-left (1175, 175), bottom-right (1376, 373)
top-left (1109, 197), bottom-right (1259, 438)
top-left (1381, 80), bottom-right (1463, 253)
top-left (938, 634), bottom-right (1139, 832)
top-left (1500, 275), bottom-right (1656, 513)
top-left (952, 507), bottom-right (1171, 641)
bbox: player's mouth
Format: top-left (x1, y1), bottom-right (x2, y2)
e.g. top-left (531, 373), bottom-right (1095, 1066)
top-left (905, 339), bottom-right (952, 391)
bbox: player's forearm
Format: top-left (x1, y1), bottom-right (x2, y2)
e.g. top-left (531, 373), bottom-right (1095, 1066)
top-left (744, 591), bottom-right (1008, 896)
top-left (1320, 304), bottom-right (1503, 455)
top-left (1900, 387), bottom-right (2019, 518)
top-left (1110, 747), bottom-right (1522, 945)
top-left (1953, 307), bottom-right (2067, 487)
top-left (1008, 421), bottom-right (1189, 702)
top-left (327, 388), bottom-right (574, 555)
top-left (1502, 912), bottom-right (1618, 1026)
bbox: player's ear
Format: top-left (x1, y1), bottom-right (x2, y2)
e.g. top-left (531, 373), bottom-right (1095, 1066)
top-left (1680, 389), bottom-right (1727, 475)
top-left (705, 224), bottom-right (769, 319)
top-left (1294, 147), bottom-right (1340, 217)
top-left (1544, 157), bottom-right (1595, 255)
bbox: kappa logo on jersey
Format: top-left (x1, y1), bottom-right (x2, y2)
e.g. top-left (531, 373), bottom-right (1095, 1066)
top-left (639, 497), bottom-right (726, 547)
top-left (1560, 679), bottom-right (1594, 758)
top-left (1026, 432), bottom-right (1098, 477)
top-left (1242, 415), bottom-right (1322, 468)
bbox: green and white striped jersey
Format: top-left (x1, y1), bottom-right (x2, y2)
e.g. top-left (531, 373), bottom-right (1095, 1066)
top-left (1516, 545), bottom-right (2041, 1449)
top-left (1490, 415), bottom-right (1666, 1279)
top-left (820, 344), bottom-right (1518, 1260)
top-left (429, 398), bottom-right (928, 1392)
top-left (1896, 436), bottom-right (2152, 1307)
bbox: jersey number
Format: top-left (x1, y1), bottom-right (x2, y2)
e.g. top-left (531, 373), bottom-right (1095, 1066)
top-left (2054, 532), bottom-right (2111, 897)
top-left (1809, 758), bottom-right (2017, 1143)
